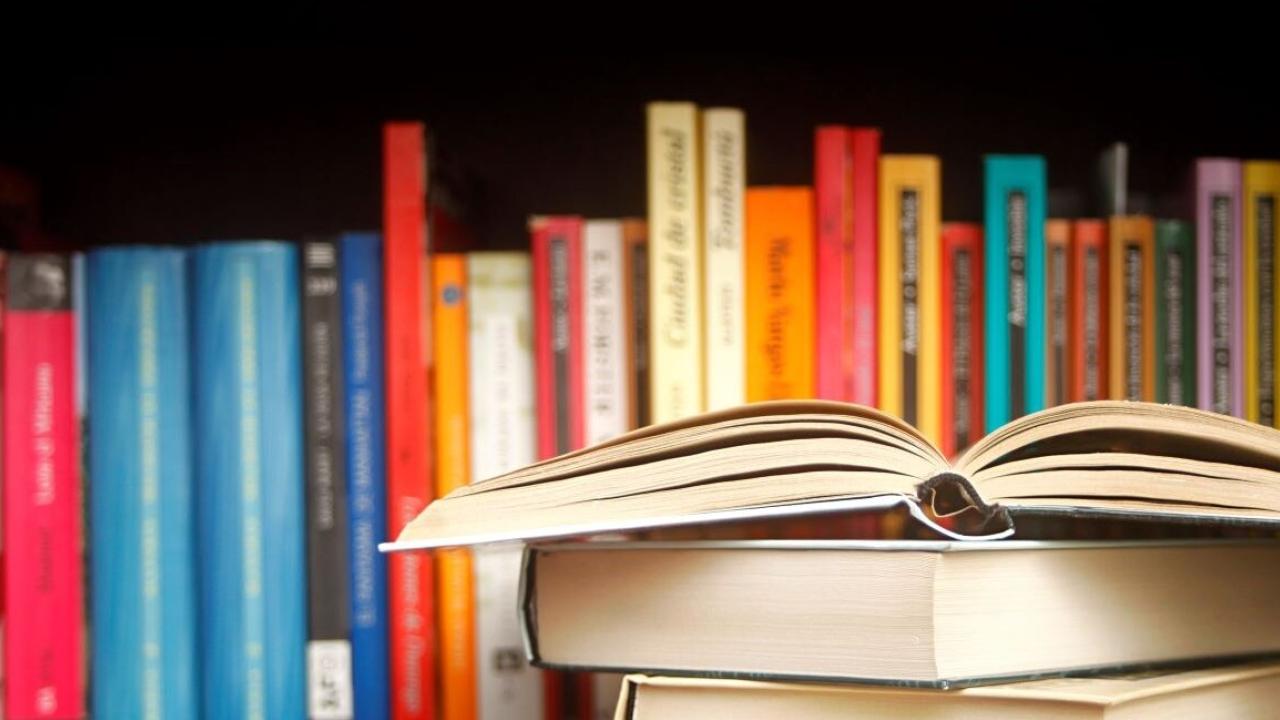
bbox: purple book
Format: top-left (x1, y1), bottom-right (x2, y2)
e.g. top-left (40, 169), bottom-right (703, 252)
top-left (1196, 158), bottom-right (1244, 417)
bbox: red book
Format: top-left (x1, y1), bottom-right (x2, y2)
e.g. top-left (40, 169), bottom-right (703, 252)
top-left (849, 128), bottom-right (880, 407)
top-left (815, 126), bottom-right (854, 401)
top-left (939, 224), bottom-right (985, 459)
top-left (1069, 219), bottom-right (1109, 402)
top-left (4, 254), bottom-right (84, 720)
top-left (382, 122), bottom-right (437, 720)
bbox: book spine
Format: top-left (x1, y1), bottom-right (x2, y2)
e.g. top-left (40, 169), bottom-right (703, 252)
top-left (940, 224), bottom-right (983, 458)
top-left (4, 254), bottom-right (85, 720)
top-left (301, 239), bottom-right (354, 719)
top-left (1244, 161), bottom-right (1280, 426)
top-left (1154, 221), bottom-right (1196, 406)
top-left (382, 121), bottom-right (436, 720)
top-left (466, 252), bottom-right (543, 720)
top-left (983, 155), bottom-right (1047, 431)
top-left (1069, 220), bottom-right (1109, 401)
top-left (583, 221), bottom-right (630, 445)
top-left (622, 220), bottom-right (649, 429)
top-left (646, 102), bottom-right (703, 423)
top-left (1108, 216), bottom-right (1157, 401)
top-left (1196, 158), bottom-right (1244, 416)
top-left (745, 187), bottom-right (816, 401)
top-left (88, 248), bottom-right (197, 720)
top-left (850, 128), bottom-right (881, 408)
top-left (194, 243), bottom-right (306, 720)
top-left (814, 126), bottom-right (854, 401)
top-left (1045, 219), bottom-right (1071, 406)
top-left (531, 216), bottom-right (585, 457)
top-left (702, 109), bottom-right (745, 411)
top-left (1096, 141), bottom-right (1128, 216)
top-left (339, 232), bottom-right (391, 720)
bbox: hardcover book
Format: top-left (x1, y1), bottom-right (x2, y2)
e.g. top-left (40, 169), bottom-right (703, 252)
top-left (1244, 161), bottom-right (1280, 426)
top-left (1154, 220), bottom-right (1196, 406)
top-left (745, 187), bottom-right (815, 401)
top-left (1196, 158), bottom-right (1244, 416)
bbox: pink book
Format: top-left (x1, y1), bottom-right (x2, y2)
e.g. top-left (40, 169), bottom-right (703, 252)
top-left (849, 128), bottom-right (880, 407)
top-left (1195, 159), bottom-right (1244, 416)
top-left (3, 254), bottom-right (84, 719)
top-left (814, 126), bottom-right (854, 401)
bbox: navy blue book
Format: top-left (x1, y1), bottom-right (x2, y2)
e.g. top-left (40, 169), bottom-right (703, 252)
top-left (88, 247), bottom-right (199, 718)
top-left (340, 232), bottom-right (390, 720)
top-left (194, 242), bottom-right (306, 720)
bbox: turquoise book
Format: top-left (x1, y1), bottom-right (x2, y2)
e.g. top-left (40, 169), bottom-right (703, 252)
top-left (88, 247), bottom-right (198, 718)
top-left (984, 155), bottom-right (1047, 431)
top-left (194, 242), bottom-right (306, 720)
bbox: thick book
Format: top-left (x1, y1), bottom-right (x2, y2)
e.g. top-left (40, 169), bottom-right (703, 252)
top-left (939, 223), bottom-right (983, 458)
top-left (1044, 219), bottom-right (1070, 406)
top-left (522, 540), bottom-right (1280, 686)
top-left (1155, 220), bottom-right (1196, 406)
top-left (702, 109), bottom-right (745, 412)
top-left (1107, 216), bottom-right (1156, 401)
top-left (1244, 161), bottom-right (1280, 426)
top-left (1069, 219), bottom-right (1108, 401)
top-left (87, 248), bottom-right (197, 719)
top-left (339, 232), bottom-right (390, 720)
top-left (583, 220), bottom-right (631, 444)
top-left (302, 238), bottom-right (354, 720)
top-left (1196, 158), bottom-right (1244, 416)
top-left (616, 660), bottom-right (1280, 719)
top-left (382, 121), bottom-right (436, 720)
top-left (4, 254), bottom-right (85, 719)
top-left (984, 155), bottom-right (1047, 430)
top-left (745, 187), bottom-right (815, 401)
top-left (194, 242), bottom-right (306, 719)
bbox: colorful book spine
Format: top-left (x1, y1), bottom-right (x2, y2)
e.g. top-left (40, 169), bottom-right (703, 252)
top-left (940, 224), bottom-right (984, 459)
top-left (301, 239), bottom-right (354, 720)
top-left (382, 121), bottom-right (436, 720)
top-left (1045, 219), bottom-right (1071, 406)
top-left (745, 187), bottom-right (816, 401)
top-left (646, 102), bottom-right (703, 423)
top-left (1196, 158), bottom-right (1244, 416)
top-left (194, 242), bottom-right (305, 720)
top-left (432, 253), bottom-right (475, 720)
top-left (1154, 220), bottom-right (1196, 406)
top-left (584, 220), bottom-right (631, 445)
top-left (1108, 216), bottom-right (1157, 401)
top-left (702, 108), bottom-right (745, 411)
top-left (339, 232), bottom-right (390, 720)
top-left (879, 156), bottom-right (941, 444)
top-left (1244, 161), bottom-right (1280, 426)
top-left (4, 254), bottom-right (84, 720)
top-left (1069, 219), bottom-right (1109, 401)
top-left (815, 126), bottom-right (854, 402)
top-left (622, 220), bottom-right (649, 429)
top-left (850, 129), bottom-right (881, 407)
top-left (87, 248), bottom-right (197, 720)
top-left (467, 252), bottom-right (543, 720)
top-left (984, 155), bottom-right (1047, 430)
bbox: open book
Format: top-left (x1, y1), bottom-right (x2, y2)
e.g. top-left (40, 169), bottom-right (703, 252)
top-left (384, 400), bottom-right (1280, 550)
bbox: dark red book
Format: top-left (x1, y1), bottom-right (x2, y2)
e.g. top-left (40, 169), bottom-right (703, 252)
top-left (849, 128), bottom-right (880, 407)
top-left (940, 224), bottom-right (985, 459)
top-left (815, 126), bottom-right (855, 401)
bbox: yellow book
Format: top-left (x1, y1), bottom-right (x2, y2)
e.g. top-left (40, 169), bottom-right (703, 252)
top-left (878, 155), bottom-right (941, 446)
top-left (647, 101), bottom-right (704, 423)
top-left (1244, 161), bottom-right (1280, 427)
top-left (1107, 216), bottom-right (1156, 402)
top-left (745, 187), bottom-right (815, 401)
top-left (702, 107), bottom-right (746, 411)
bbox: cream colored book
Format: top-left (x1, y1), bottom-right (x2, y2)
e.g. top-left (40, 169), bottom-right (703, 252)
top-left (647, 101), bottom-right (703, 424)
top-left (615, 661), bottom-right (1280, 719)
top-left (701, 107), bottom-right (746, 411)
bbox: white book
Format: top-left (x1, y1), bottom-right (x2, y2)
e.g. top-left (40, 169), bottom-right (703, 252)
top-left (702, 108), bottom-right (746, 411)
top-left (583, 220), bottom-right (630, 445)
top-left (466, 252), bottom-right (543, 720)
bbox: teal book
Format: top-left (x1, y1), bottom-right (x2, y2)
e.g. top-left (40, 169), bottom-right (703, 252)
top-left (984, 155), bottom-right (1047, 431)
top-left (1155, 220), bottom-right (1197, 405)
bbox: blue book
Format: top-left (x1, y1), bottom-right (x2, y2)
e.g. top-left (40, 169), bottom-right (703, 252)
top-left (88, 248), bottom-right (199, 718)
top-left (984, 155), bottom-right (1047, 432)
top-left (340, 232), bottom-right (390, 720)
top-left (194, 242), bottom-right (306, 720)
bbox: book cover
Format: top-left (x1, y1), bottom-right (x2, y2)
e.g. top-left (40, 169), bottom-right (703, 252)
top-left (850, 129), bottom-right (881, 407)
top-left (302, 239), bottom-right (354, 720)
top-left (194, 243), bottom-right (305, 720)
top-left (746, 187), bottom-right (815, 401)
top-left (1196, 158), bottom-right (1244, 416)
top-left (87, 248), bottom-right (197, 719)
top-left (1244, 161), bottom-right (1280, 426)
top-left (879, 156), bottom-right (941, 444)
top-left (1069, 220), bottom-right (1109, 402)
top-left (382, 121), bottom-right (436, 720)
top-left (646, 102), bottom-right (703, 423)
top-left (815, 126), bottom-right (854, 402)
top-left (702, 109), bottom-right (745, 412)
top-left (1155, 221), bottom-right (1196, 406)
top-left (584, 220), bottom-right (631, 444)
top-left (467, 252), bottom-right (544, 720)
top-left (1045, 220), bottom-right (1070, 406)
top-left (984, 155), bottom-right (1047, 430)
top-left (940, 224), bottom-right (984, 458)
top-left (531, 216), bottom-right (585, 458)
top-left (339, 232), bottom-right (390, 720)
top-left (1108, 216), bottom-right (1156, 401)
top-left (4, 254), bottom-right (84, 719)
top-left (622, 220), bottom-right (649, 429)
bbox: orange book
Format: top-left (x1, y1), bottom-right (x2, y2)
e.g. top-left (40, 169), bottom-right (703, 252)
top-left (1045, 219), bottom-right (1071, 407)
top-left (746, 187), bottom-right (816, 401)
top-left (1108, 216), bottom-right (1157, 401)
top-left (432, 253), bottom-right (476, 720)
top-left (1069, 220), bottom-right (1109, 401)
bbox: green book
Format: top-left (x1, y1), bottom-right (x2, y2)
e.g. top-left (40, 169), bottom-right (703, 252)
top-left (1155, 220), bottom-right (1196, 405)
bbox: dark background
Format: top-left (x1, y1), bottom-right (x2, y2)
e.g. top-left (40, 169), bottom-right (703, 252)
top-left (3, 50), bottom-right (1278, 250)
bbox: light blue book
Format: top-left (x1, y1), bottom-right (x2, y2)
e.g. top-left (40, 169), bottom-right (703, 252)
top-left (88, 247), bottom-right (198, 718)
top-left (984, 155), bottom-right (1047, 432)
top-left (194, 242), bottom-right (306, 720)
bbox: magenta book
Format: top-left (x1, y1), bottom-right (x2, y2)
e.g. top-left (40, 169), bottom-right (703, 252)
top-left (1195, 159), bottom-right (1244, 417)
